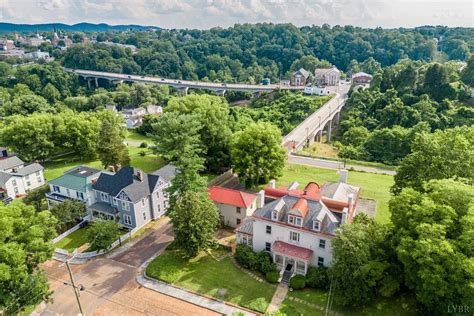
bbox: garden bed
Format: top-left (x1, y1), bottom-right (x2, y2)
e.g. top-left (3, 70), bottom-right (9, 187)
top-left (145, 247), bottom-right (276, 313)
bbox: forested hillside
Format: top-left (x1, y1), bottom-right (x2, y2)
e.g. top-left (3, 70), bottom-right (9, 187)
top-left (53, 24), bottom-right (474, 83)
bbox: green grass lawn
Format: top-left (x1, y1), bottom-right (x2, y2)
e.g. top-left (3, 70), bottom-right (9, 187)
top-left (278, 164), bottom-right (394, 223)
top-left (280, 288), bottom-right (417, 316)
top-left (54, 226), bottom-right (90, 252)
top-left (146, 248), bottom-right (276, 313)
top-left (126, 130), bottom-right (155, 143)
top-left (44, 144), bottom-right (165, 181)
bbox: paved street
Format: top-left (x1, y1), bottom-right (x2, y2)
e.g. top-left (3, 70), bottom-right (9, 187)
top-left (288, 154), bottom-right (396, 176)
top-left (34, 220), bottom-right (220, 316)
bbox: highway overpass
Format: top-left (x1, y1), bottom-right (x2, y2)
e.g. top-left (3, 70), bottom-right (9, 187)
top-left (282, 82), bottom-right (351, 151)
top-left (63, 68), bottom-right (305, 94)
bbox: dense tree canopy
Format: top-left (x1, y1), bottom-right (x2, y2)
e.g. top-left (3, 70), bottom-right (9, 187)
top-left (0, 202), bottom-right (57, 315)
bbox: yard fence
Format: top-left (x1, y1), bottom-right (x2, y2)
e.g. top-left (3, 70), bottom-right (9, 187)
top-left (51, 214), bottom-right (92, 244)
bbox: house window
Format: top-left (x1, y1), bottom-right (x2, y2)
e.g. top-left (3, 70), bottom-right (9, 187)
top-left (318, 257), bottom-right (324, 267)
top-left (319, 239), bottom-right (326, 249)
top-left (37, 177), bottom-right (42, 183)
top-left (12, 179), bottom-right (17, 186)
top-left (101, 192), bottom-right (108, 202)
top-left (236, 207), bottom-right (241, 214)
top-left (121, 201), bottom-right (130, 211)
top-left (112, 198), bottom-right (118, 206)
top-left (123, 215), bottom-right (132, 225)
top-left (52, 185), bottom-right (59, 192)
top-left (143, 212), bottom-right (147, 220)
top-left (14, 187), bottom-right (19, 194)
top-left (271, 211), bottom-right (278, 221)
top-left (313, 220), bottom-right (320, 231)
top-left (142, 198), bottom-right (145, 206)
top-left (76, 192), bottom-right (84, 200)
top-left (236, 218), bottom-right (241, 225)
top-left (266, 225), bottom-right (272, 234)
top-left (66, 188), bottom-right (70, 196)
top-left (26, 181), bottom-right (31, 187)
top-left (35, 171), bottom-right (40, 176)
top-left (265, 242), bottom-right (271, 251)
top-left (289, 215), bottom-right (295, 225)
top-left (295, 217), bottom-right (302, 227)
top-left (289, 231), bottom-right (300, 243)
top-left (289, 215), bottom-right (302, 227)
top-left (25, 175), bottom-right (29, 180)
top-left (157, 204), bottom-right (161, 213)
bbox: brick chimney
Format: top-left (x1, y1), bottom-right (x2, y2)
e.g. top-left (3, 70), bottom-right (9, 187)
top-left (136, 170), bottom-right (144, 182)
top-left (269, 179), bottom-right (276, 189)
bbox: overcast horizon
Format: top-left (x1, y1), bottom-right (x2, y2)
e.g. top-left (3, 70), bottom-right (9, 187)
top-left (1, 0), bottom-right (473, 29)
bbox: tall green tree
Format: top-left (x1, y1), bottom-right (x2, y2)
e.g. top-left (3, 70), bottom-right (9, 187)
top-left (390, 180), bottom-right (474, 313)
top-left (151, 112), bottom-right (207, 205)
top-left (87, 219), bottom-right (122, 252)
top-left (97, 119), bottom-right (130, 168)
top-left (169, 191), bottom-right (220, 257)
top-left (231, 122), bottom-right (286, 187)
top-left (422, 63), bottom-right (456, 101)
top-left (331, 214), bottom-right (400, 307)
top-left (50, 200), bottom-right (87, 232)
top-left (166, 94), bottom-right (232, 171)
top-left (393, 126), bottom-right (474, 193)
top-left (0, 202), bottom-right (57, 315)
top-left (461, 54), bottom-right (474, 87)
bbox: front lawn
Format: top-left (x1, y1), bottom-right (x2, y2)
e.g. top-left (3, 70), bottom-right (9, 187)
top-left (126, 130), bottom-right (155, 143)
top-left (278, 164), bottom-right (394, 223)
top-left (54, 226), bottom-right (90, 252)
top-left (146, 247), bottom-right (276, 313)
top-left (128, 147), bottom-right (166, 173)
top-left (280, 288), bottom-right (417, 316)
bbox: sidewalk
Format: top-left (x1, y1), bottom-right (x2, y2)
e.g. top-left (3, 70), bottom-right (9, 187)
top-left (136, 274), bottom-right (256, 316)
top-left (266, 283), bottom-right (288, 313)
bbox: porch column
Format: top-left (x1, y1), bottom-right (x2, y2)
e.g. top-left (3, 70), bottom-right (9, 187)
top-left (304, 261), bottom-right (308, 274)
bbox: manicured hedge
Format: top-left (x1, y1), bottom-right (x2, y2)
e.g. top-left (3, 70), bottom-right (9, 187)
top-left (289, 275), bottom-right (306, 290)
top-left (265, 270), bottom-right (280, 283)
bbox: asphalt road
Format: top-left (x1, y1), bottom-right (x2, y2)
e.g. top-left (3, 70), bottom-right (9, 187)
top-left (34, 220), bottom-right (220, 316)
top-left (288, 154), bottom-right (396, 176)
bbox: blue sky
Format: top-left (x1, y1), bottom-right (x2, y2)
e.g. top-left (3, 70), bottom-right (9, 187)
top-left (1, 0), bottom-right (473, 29)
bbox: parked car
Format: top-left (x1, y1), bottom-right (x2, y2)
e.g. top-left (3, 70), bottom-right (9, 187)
top-left (261, 78), bottom-right (271, 85)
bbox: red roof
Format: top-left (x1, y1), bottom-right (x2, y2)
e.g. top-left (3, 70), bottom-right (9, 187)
top-left (291, 198), bottom-right (309, 218)
top-left (264, 181), bottom-right (321, 201)
top-left (272, 241), bottom-right (313, 261)
top-left (208, 186), bottom-right (257, 208)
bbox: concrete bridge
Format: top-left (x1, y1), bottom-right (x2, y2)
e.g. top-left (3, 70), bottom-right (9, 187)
top-left (63, 68), bottom-right (305, 95)
top-left (282, 82), bottom-right (350, 151)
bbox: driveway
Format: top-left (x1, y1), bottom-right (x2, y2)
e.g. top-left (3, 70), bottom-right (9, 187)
top-left (34, 219), bottom-right (219, 316)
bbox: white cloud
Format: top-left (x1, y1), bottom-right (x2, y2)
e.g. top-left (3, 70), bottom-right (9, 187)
top-left (1, 0), bottom-right (472, 28)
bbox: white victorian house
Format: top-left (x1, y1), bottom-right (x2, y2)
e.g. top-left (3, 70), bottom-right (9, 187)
top-left (236, 170), bottom-right (361, 282)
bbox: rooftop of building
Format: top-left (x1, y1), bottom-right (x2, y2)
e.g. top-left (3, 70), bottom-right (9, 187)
top-left (208, 186), bottom-right (258, 208)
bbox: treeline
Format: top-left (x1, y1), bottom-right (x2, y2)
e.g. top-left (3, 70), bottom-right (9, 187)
top-left (57, 24), bottom-right (473, 83)
top-left (336, 57), bottom-right (474, 164)
top-left (0, 110), bottom-right (124, 162)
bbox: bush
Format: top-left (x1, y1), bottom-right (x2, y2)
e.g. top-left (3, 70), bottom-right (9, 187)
top-left (139, 142), bottom-right (148, 148)
top-left (289, 275), bottom-right (306, 290)
top-left (265, 270), bottom-right (279, 283)
top-left (235, 244), bottom-right (255, 269)
top-left (256, 251), bottom-right (276, 274)
top-left (139, 150), bottom-right (147, 157)
top-left (306, 266), bottom-right (330, 290)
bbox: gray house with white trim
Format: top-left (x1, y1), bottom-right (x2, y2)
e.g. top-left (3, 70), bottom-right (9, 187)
top-left (89, 165), bottom-right (175, 230)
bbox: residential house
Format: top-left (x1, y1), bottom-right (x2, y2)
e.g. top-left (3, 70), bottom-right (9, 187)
top-left (122, 105), bottom-right (163, 129)
top-left (0, 39), bottom-right (15, 51)
top-left (45, 166), bottom-right (102, 208)
top-left (208, 186), bottom-right (264, 228)
top-left (23, 51), bottom-right (51, 61)
top-left (352, 72), bottom-right (373, 85)
top-left (236, 170), bottom-right (361, 280)
top-left (290, 68), bottom-right (311, 86)
top-left (89, 165), bottom-right (176, 230)
top-left (315, 67), bottom-right (340, 86)
top-left (0, 148), bottom-right (45, 203)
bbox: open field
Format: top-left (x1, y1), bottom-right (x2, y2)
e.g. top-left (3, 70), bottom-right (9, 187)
top-left (278, 163), bottom-right (394, 223)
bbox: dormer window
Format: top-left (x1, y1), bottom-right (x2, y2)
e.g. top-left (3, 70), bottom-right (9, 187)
top-left (271, 211), bottom-right (278, 221)
top-left (288, 215), bottom-right (303, 227)
top-left (313, 220), bottom-right (320, 232)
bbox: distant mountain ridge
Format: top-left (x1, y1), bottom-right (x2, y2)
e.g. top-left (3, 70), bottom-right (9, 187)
top-left (0, 22), bottom-right (160, 33)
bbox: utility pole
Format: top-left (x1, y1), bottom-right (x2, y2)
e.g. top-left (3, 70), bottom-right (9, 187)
top-left (65, 260), bottom-right (84, 316)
